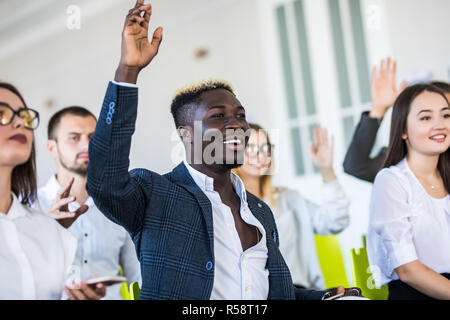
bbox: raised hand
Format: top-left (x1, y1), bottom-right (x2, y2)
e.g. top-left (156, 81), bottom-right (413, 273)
top-left (115, 0), bottom-right (163, 83)
top-left (48, 177), bottom-right (88, 229)
top-left (370, 57), bottom-right (407, 119)
top-left (310, 125), bottom-right (336, 183)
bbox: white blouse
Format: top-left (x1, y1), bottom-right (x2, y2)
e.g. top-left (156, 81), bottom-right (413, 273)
top-left (0, 193), bottom-right (77, 300)
top-left (367, 158), bottom-right (450, 287)
top-left (36, 175), bottom-right (141, 300)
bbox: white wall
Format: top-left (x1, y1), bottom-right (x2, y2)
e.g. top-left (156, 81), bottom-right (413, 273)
top-left (0, 0), bottom-right (271, 185)
top-left (385, 0), bottom-right (450, 82)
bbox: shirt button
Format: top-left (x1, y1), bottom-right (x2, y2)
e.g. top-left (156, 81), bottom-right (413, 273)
top-left (206, 261), bottom-right (213, 271)
top-left (84, 233), bottom-right (88, 238)
top-left (245, 286), bottom-right (249, 292)
top-left (257, 203), bottom-right (262, 208)
top-left (84, 260), bottom-right (88, 264)
top-left (241, 256), bottom-right (245, 262)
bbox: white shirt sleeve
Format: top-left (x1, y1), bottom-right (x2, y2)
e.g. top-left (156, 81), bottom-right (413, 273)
top-left (369, 169), bottom-right (418, 277)
top-left (302, 180), bottom-right (351, 235)
top-left (111, 80), bottom-right (138, 88)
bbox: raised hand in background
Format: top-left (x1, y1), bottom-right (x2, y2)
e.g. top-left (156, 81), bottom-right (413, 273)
top-left (370, 57), bottom-right (407, 119)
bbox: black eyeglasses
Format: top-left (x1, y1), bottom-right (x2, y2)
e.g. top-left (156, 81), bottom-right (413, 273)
top-left (0, 103), bottom-right (40, 130)
top-left (246, 143), bottom-right (274, 156)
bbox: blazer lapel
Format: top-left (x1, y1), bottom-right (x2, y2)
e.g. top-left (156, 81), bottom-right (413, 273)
top-left (168, 163), bottom-right (215, 254)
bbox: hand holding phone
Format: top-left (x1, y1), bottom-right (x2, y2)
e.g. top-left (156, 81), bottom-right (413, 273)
top-left (85, 276), bottom-right (128, 287)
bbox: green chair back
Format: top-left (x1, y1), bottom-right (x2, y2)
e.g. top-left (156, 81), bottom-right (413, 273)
top-left (119, 265), bottom-right (131, 300)
top-left (314, 234), bottom-right (350, 289)
top-left (130, 282), bottom-right (141, 300)
top-left (120, 282), bottom-right (131, 300)
top-left (350, 242), bottom-right (388, 300)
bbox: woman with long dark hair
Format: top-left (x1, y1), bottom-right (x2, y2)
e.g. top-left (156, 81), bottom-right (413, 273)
top-left (0, 82), bottom-right (105, 300)
top-left (367, 84), bottom-right (450, 300)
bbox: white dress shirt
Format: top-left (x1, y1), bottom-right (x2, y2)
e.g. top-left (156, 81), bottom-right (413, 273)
top-left (36, 175), bottom-right (141, 300)
top-left (183, 161), bottom-right (269, 300)
top-left (368, 158), bottom-right (450, 287)
top-left (0, 193), bottom-right (77, 300)
top-left (269, 181), bottom-right (350, 289)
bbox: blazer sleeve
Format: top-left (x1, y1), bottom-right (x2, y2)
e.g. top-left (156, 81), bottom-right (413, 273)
top-left (86, 82), bottom-right (149, 236)
top-left (294, 287), bottom-right (328, 300)
top-left (343, 112), bottom-right (387, 183)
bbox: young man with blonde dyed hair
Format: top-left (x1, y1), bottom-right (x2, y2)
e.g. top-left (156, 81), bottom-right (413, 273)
top-left (87, 0), bottom-right (356, 300)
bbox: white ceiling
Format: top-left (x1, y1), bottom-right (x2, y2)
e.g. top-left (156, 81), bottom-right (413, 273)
top-left (0, 0), bottom-right (114, 59)
top-left (0, 0), bottom-right (230, 60)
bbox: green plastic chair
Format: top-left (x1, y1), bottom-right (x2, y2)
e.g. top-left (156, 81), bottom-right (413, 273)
top-left (350, 238), bottom-right (388, 300)
top-left (119, 266), bottom-right (131, 300)
top-left (314, 234), bottom-right (350, 289)
top-left (120, 282), bottom-right (131, 300)
top-left (130, 282), bottom-right (141, 300)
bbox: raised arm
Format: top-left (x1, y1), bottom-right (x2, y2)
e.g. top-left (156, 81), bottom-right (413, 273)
top-left (343, 58), bottom-right (406, 183)
top-left (86, 1), bottom-right (163, 235)
top-left (310, 125), bottom-right (336, 183)
top-left (115, 0), bottom-right (163, 84)
top-left (304, 126), bottom-right (350, 234)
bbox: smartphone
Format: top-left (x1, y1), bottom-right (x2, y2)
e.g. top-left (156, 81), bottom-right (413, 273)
top-left (85, 276), bottom-right (128, 287)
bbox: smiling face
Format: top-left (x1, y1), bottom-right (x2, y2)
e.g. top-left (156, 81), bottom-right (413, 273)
top-left (47, 114), bottom-right (96, 177)
top-left (0, 88), bottom-right (34, 169)
top-left (183, 88), bottom-right (250, 169)
top-left (402, 91), bottom-right (450, 156)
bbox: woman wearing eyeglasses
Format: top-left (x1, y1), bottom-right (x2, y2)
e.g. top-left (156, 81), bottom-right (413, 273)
top-left (234, 123), bottom-right (350, 290)
top-left (0, 82), bottom-right (105, 300)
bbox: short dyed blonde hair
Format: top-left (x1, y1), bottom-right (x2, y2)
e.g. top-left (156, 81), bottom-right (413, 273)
top-left (170, 78), bottom-right (235, 128)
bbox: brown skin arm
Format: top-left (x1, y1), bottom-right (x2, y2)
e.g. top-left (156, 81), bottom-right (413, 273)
top-left (115, 0), bottom-right (163, 84)
top-left (48, 177), bottom-right (88, 229)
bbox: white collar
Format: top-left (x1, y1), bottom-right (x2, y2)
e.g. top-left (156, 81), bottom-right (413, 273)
top-left (182, 161), bottom-right (248, 204)
top-left (0, 193), bottom-right (32, 220)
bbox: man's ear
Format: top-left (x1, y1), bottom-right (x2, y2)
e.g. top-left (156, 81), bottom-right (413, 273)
top-left (178, 126), bottom-right (193, 143)
top-left (47, 140), bottom-right (58, 159)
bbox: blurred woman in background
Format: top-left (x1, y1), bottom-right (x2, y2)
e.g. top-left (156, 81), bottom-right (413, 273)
top-left (234, 123), bottom-right (350, 290)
